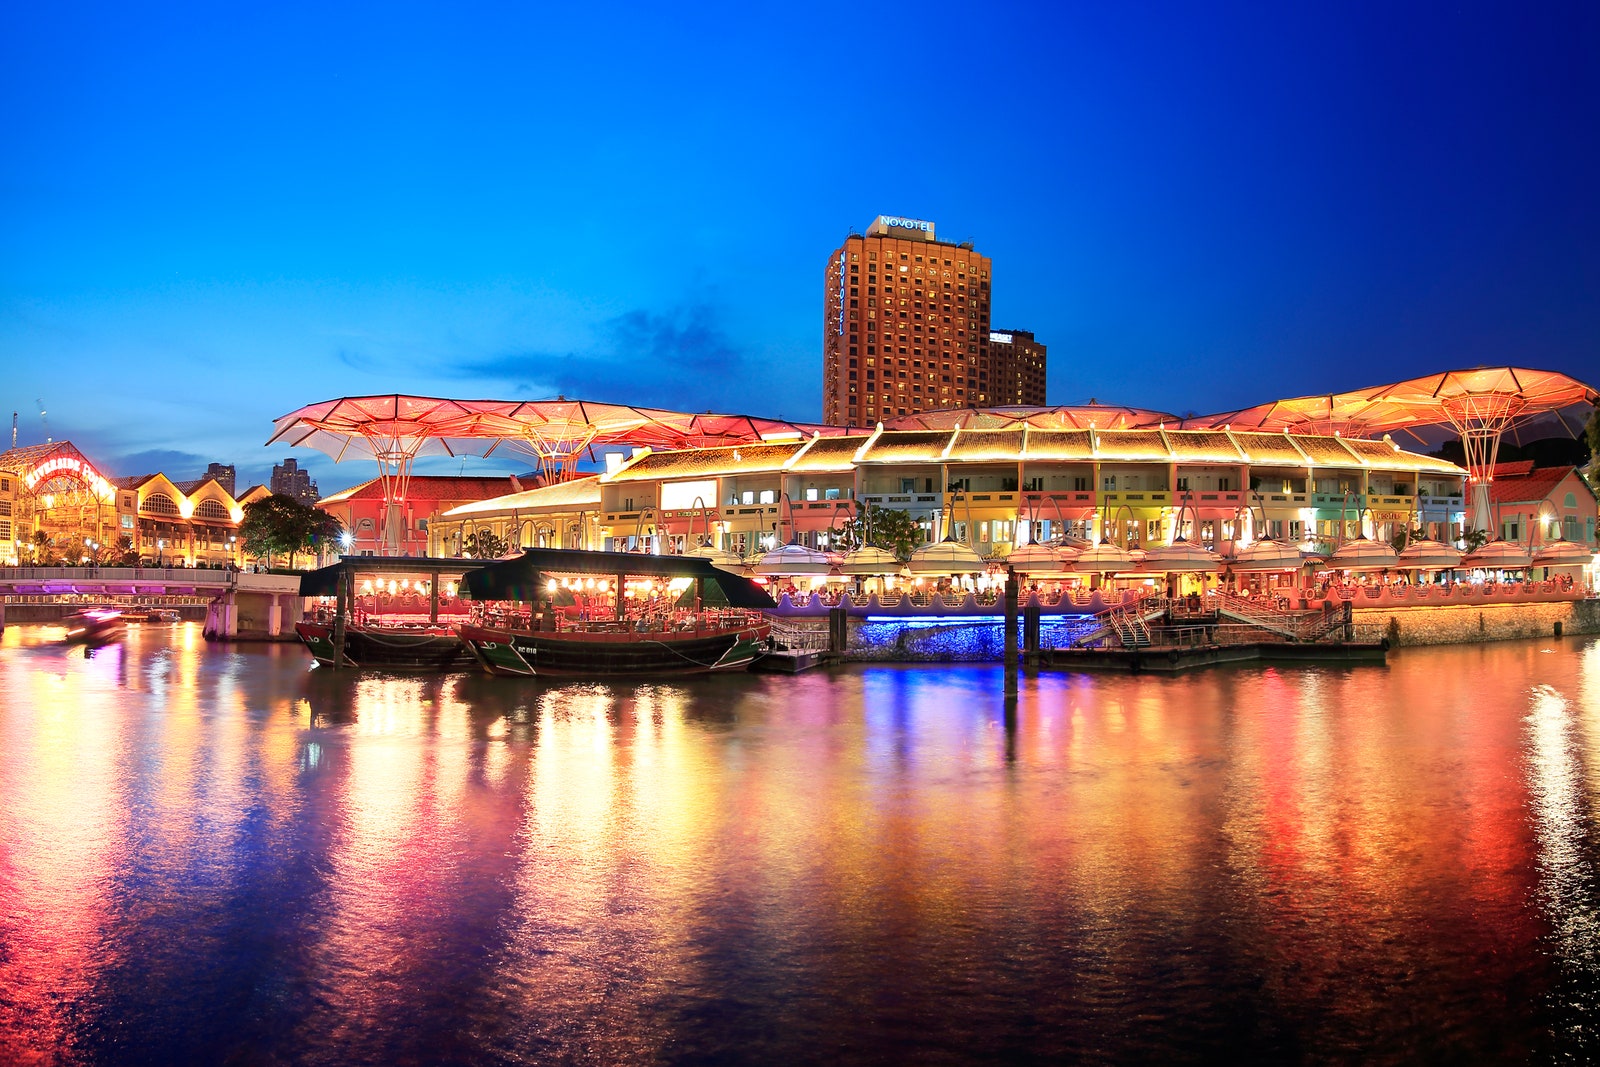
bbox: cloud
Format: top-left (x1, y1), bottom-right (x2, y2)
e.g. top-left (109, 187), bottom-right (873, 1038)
top-left (453, 301), bottom-right (764, 413)
top-left (108, 448), bottom-right (212, 480)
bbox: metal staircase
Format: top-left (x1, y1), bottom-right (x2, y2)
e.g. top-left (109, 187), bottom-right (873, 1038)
top-left (1070, 597), bottom-right (1166, 648)
top-left (1213, 593), bottom-right (1301, 640)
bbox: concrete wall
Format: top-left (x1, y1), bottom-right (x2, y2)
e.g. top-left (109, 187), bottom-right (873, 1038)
top-left (1353, 599), bottom-right (1600, 646)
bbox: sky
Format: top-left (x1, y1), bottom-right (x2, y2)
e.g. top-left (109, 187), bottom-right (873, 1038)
top-left (2, 1), bottom-right (1596, 493)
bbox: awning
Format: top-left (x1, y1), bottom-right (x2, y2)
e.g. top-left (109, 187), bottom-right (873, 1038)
top-left (465, 548), bottom-right (775, 609)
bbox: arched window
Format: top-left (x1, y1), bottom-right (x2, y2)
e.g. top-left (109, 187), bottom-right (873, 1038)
top-left (1564, 492), bottom-right (1578, 509)
top-left (194, 499), bottom-right (229, 521)
top-left (142, 493), bottom-right (179, 516)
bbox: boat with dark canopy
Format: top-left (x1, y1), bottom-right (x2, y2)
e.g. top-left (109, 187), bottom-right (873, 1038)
top-left (294, 556), bottom-right (483, 671)
top-left (458, 547), bottom-right (774, 677)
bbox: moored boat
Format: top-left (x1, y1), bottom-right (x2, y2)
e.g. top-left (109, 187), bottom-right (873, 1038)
top-left (123, 607), bottom-right (183, 623)
top-left (294, 618), bottom-right (481, 671)
top-left (457, 547), bottom-right (775, 678)
top-left (294, 556), bottom-right (483, 671)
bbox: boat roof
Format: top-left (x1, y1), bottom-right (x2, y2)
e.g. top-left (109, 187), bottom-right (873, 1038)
top-left (299, 555), bottom-right (485, 597)
top-left (464, 548), bottom-right (775, 609)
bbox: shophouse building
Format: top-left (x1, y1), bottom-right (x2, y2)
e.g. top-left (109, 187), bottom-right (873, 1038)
top-left (1489, 461), bottom-right (1598, 548)
top-left (438, 427), bottom-right (1468, 565)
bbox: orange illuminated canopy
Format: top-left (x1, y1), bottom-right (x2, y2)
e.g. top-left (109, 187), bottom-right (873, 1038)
top-left (1184, 367), bottom-right (1597, 440)
top-left (267, 395), bottom-right (844, 478)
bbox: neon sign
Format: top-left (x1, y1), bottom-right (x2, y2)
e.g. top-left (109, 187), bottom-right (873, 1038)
top-left (881, 216), bottom-right (933, 232)
top-left (24, 454), bottom-right (115, 500)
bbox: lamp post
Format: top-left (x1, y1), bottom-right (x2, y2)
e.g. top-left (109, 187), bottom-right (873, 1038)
top-left (157, 538), bottom-right (165, 567)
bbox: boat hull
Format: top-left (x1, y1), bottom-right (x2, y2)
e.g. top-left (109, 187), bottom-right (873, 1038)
top-left (294, 621), bottom-right (479, 672)
top-left (458, 621), bottom-right (771, 678)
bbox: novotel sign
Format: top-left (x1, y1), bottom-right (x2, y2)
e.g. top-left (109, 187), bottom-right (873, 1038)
top-left (871, 215), bottom-right (935, 236)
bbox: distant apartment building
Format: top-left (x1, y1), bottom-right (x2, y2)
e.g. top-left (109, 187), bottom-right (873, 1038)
top-left (987, 329), bottom-right (1047, 406)
top-left (205, 462), bottom-right (237, 497)
top-left (271, 458), bottom-right (319, 504)
top-left (823, 215), bottom-right (992, 426)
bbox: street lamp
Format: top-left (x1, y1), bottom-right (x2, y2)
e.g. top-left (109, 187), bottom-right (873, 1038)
top-left (157, 538), bottom-right (165, 566)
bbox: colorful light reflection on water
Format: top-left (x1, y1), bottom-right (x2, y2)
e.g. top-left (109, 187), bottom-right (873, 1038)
top-left (1, 622), bottom-right (1598, 1063)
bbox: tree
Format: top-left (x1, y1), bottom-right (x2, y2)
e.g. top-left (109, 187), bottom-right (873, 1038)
top-left (29, 530), bottom-right (55, 565)
top-left (115, 534), bottom-right (138, 566)
top-left (842, 503), bottom-right (920, 561)
top-left (239, 494), bottom-right (345, 569)
top-left (1461, 527), bottom-right (1491, 552)
top-left (464, 529), bottom-right (509, 559)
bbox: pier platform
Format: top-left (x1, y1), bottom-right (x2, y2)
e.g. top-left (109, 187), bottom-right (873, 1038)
top-left (752, 649), bottom-right (833, 673)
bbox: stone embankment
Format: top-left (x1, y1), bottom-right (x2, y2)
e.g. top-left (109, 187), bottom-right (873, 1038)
top-left (1352, 598), bottom-right (1599, 647)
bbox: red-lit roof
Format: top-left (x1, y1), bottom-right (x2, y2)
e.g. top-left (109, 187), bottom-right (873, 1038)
top-left (319, 475), bottom-right (519, 505)
top-left (1488, 465), bottom-right (1586, 508)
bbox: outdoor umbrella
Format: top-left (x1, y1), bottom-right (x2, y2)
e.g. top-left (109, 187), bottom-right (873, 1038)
top-left (754, 541), bottom-right (833, 576)
top-left (1531, 541), bottom-right (1593, 567)
top-left (1461, 540), bottom-right (1533, 570)
top-left (838, 545), bottom-right (902, 575)
top-left (1142, 540), bottom-right (1223, 573)
top-left (1227, 539), bottom-right (1303, 572)
top-left (1329, 538), bottom-right (1400, 570)
top-left (685, 542), bottom-right (746, 572)
top-left (1396, 540), bottom-right (1463, 569)
top-left (907, 539), bottom-right (985, 575)
top-left (1070, 542), bottom-right (1136, 573)
top-left (1004, 542), bottom-right (1072, 574)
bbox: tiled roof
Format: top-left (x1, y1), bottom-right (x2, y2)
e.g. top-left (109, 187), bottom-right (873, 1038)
top-left (444, 475), bottom-right (602, 517)
top-left (1289, 434), bottom-right (1360, 465)
top-left (1489, 465), bottom-right (1587, 507)
top-left (605, 442), bottom-right (805, 482)
top-left (1492, 460), bottom-right (1536, 478)
top-left (1094, 430), bottom-right (1173, 460)
top-left (788, 435), bottom-right (871, 472)
top-left (946, 429), bottom-right (1025, 462)
top-left (1229, 433), bottom-right (1307, 465)
top-left (113, 474), bottom-right (158, 489)
top-left (1166, 431), bottom-right (1243, 463)
top-left (319, 475), bottom-right (518, 504)
top-left (856, 431), bottom-right (953, 463)
top-left (1338, 437), bottom-right (1464, 473)
top-left (1020, 430), bottom-right (1093, 461)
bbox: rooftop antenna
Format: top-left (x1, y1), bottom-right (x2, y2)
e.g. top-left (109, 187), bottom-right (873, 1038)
top-left (10, 411), bottom-right (15, 449)
top-left (36, 399), bottom-right (50, 443)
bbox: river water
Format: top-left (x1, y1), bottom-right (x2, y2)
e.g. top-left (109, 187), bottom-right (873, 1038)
top-left (1, 622), bottom-right (1598, 1065)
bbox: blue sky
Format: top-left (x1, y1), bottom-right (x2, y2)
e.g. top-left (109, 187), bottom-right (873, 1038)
top-left (3, 1), bottom-right (1596, 493)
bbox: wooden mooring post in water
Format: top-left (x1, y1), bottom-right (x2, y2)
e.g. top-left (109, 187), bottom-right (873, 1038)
top-left (1004, 568), bottom-right (1019, 695)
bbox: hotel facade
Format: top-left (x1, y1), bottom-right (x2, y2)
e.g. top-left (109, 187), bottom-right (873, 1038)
top-left (823, 216), bottom-right (1001, 427)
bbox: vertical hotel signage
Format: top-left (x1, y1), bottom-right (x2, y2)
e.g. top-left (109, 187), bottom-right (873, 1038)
top-left (837, 251), bottom-right (846, 335)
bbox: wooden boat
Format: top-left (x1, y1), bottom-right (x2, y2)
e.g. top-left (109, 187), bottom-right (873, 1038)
top-left (293, 618), bottom-right (482, 671)
top-left (62, 607), bottom-right (125, 644)
top-left (293, 556), bottom-right (482, 671)
top-left (122, 607), bottom-right (183, 623)
top-left (457, 547), bottom-right (775, 678)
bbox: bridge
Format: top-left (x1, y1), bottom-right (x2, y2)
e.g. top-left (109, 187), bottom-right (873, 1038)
top-left (0, 566), bottom-right (305, 640)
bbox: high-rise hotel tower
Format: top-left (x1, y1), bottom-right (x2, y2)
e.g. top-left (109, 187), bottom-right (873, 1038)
top-left (823, 216), bottom-right (994, 427)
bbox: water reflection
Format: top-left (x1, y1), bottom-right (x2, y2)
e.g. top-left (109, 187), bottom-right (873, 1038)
top-left (0, 624), bottom-right (1597, 1062)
